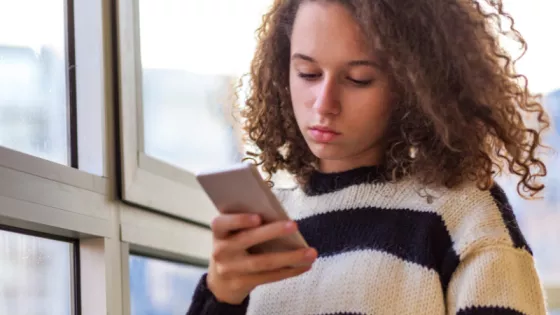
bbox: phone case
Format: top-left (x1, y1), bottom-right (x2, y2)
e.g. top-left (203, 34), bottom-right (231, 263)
top-left (196, 163), bottom-right (309, 254)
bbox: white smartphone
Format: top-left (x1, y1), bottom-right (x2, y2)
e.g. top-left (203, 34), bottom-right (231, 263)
top-left (196, 162), bottom-right (309, 254)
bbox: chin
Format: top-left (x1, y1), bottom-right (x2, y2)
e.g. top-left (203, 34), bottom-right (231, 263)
top-left (307, 142), bottom-right (346, 160)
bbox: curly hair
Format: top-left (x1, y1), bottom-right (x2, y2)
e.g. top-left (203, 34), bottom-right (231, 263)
top-left (239, 0), bottom-right (550, 198)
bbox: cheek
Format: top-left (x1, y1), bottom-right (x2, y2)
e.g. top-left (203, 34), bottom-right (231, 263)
top-left (347, 90), bottom-right (393, 133)
top-left (290, 79), bottom-right (311, 120)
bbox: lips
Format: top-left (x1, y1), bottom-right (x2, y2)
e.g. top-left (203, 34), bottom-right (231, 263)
top-left (308, 126), bottom-right (340, 143)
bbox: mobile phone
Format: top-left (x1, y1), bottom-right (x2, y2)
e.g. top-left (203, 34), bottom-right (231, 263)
top-left (196, 162), bottom-right (309, 254)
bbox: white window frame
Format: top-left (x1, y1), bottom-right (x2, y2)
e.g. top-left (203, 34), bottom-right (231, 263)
top-left (0, 147), bottom-right (112, 237)
top-left (1, 0), bottom-right (214, 313)
top-left (119, 201), bottom-right (211, 315)
top-left (119, 203), bottom-right (212, 311)
top-left (0, 1), bottom-right (126, 315)
top-left (115, 0), bottom-right (218, 225)
top-left (0, 0), bottom-right (115, 241)
top-left (1, 0), bottom-right (214, 311)
top-left (120, 202), bottom-right (211, 263)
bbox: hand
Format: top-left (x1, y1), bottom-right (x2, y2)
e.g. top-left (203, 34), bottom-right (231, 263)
top-left (206, 213), bottom-right (317, 305)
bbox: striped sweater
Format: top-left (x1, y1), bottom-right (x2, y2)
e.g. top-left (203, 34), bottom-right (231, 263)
top-left (187, 165), bottom-right (547, 315)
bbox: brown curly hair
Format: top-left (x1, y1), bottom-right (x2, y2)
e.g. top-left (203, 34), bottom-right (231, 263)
top-left (239, 0), bottom-right (550, 198)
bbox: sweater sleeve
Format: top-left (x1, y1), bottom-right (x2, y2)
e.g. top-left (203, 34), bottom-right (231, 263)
top-left (446, 245), bottom-right (547, 315)
top-left (186, 273), bottom-right (249, 315)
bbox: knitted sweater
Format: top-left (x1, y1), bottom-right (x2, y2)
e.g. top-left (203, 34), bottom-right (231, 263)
top-left (187, 165), bottom-right (547, 315)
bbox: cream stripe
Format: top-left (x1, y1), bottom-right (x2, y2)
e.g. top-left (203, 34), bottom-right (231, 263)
top-left (247, 249), bottom-right (445, 315)
top-left (447, 245), bottom-right (546, 314)
top-left (432, 185), bottom-right (514, 258)
top-left (275, 181), bottom-right (514, 257)
top-left (275, 179), bottom-right (426, 219)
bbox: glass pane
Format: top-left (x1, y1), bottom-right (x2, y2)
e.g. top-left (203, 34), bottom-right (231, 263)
top-left (0, 0), bottom-right (68, 165)
top-left (129, 255), bottom-right (206, 315)
top-left (497, 1), bottom-right (560, 312)
top-left (0, 229), bottom-right (73, 315)
top-left (138, 0), bottom-right (272, 173)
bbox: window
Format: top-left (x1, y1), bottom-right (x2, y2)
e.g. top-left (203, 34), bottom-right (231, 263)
top-left (129, 255), bottom-right (206, 315)
top-left (117, 0), bottom-right (273, 224)
top-left (0, 0), bottom-right (73, 166)
top-left (497, 1), bottom-right (560, 312)
top-left (0, 1), bottom-right (118, 313)
top-left (0, 227), bottom-right (76, 315)
top-left (138, 0), bottom-right (262, 172)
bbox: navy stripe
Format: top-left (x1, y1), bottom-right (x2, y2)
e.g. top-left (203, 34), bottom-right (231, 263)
top-left (187, 274), bottom-right (249, 315)
top-left (440, 246), bottom-right (461, 295)
top-left (305, 165), bottom-right (387, 195)
top-left (489, 185), bottom-right (532, 255)
top-left (295, 206), bottom-right (459, 286)
top-left (457, 306), bottom-right (525, 315)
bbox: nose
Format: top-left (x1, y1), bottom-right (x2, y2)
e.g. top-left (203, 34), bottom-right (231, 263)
top-left (312, 76), bottom-right (341, 115)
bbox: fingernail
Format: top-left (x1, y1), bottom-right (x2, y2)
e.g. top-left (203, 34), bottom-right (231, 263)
top-left (251, 215), bottom-right (260, 224)
top-left (304, 249), bottom-right (316, 259)
top-left (285, 221), bottom-right (296, 230)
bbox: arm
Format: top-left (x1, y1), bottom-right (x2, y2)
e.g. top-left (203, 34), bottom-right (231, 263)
top-left (186, 273), bottom-right (249, 315)
top-left (446, 245), bottom-right (546, 315)
top-left (185, 213), bottom-right (315, 314)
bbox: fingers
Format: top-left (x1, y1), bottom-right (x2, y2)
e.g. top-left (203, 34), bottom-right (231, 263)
top-left (217, 247), bottom-right (318, 275)
top-left (227, 220), bottom-right (298, 252)
top-left (208, 215), bottom-right (316, 305)
top-left (211, 213), bottom-right (261, 239)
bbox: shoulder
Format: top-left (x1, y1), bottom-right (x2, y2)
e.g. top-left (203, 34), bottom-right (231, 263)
top-left (271, 176), bottom-right (531, 259)
top-left (430, 181), bottom-right (532, 259)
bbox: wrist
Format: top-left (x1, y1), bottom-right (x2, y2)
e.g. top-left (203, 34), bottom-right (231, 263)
top-left (206, 274), bottom-right (248, 305)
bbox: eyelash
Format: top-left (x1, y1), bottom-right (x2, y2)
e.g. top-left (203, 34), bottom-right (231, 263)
top-left (298, 72), bottom-right (321, 80)
top-left (297, 72), bottom-right (373, 87)
top-left (348, 78), bottom-right (373, 86)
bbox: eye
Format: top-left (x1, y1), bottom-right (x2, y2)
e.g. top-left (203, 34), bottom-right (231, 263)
top-left (297, 72), bottom-right (321, 81)
top-left (347, 77), bottom-right (373, 87)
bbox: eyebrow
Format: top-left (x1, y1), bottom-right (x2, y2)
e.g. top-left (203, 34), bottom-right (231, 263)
top-left (291, 53), bottom-right (381, 69)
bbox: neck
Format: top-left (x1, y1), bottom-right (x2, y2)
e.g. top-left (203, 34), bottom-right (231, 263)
top-left (305, 164), bottom-right (387, 196)
top-left (319, 149), bottom-right (384, 173)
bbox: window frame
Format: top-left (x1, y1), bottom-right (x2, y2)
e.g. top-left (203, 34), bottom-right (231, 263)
top-left (0, 1), bottom-right (126, 314)
top-left (0, 0), bottom-right (115, 239)
top-left (0, 224), bottom-right (82, 315)
top-left (119, 202), bottom-right (211, 265)
top-left (115, 0), bottom-right (218, 226)
top-left (120, 239), bottom-right (209, 315)
top-left (66, 0), bottom-right (79, 168)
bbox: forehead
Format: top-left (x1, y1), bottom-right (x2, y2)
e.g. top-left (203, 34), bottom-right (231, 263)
top-left (291, 2), bottom-right (370, 58)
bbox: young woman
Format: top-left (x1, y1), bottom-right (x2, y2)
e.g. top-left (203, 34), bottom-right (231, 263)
top-left (187, 0), bottom-right (550, 314)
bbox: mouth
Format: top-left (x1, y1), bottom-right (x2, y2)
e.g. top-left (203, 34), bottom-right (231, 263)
top-left (308, 125), bottom-right (341, 143)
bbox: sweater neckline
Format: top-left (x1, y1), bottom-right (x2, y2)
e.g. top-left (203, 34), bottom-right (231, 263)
top-left (304, 164), bottom-right (387, 196)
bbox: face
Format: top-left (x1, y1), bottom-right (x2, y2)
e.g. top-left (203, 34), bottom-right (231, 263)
top-left (289, 1), bottom-right (394, 173)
